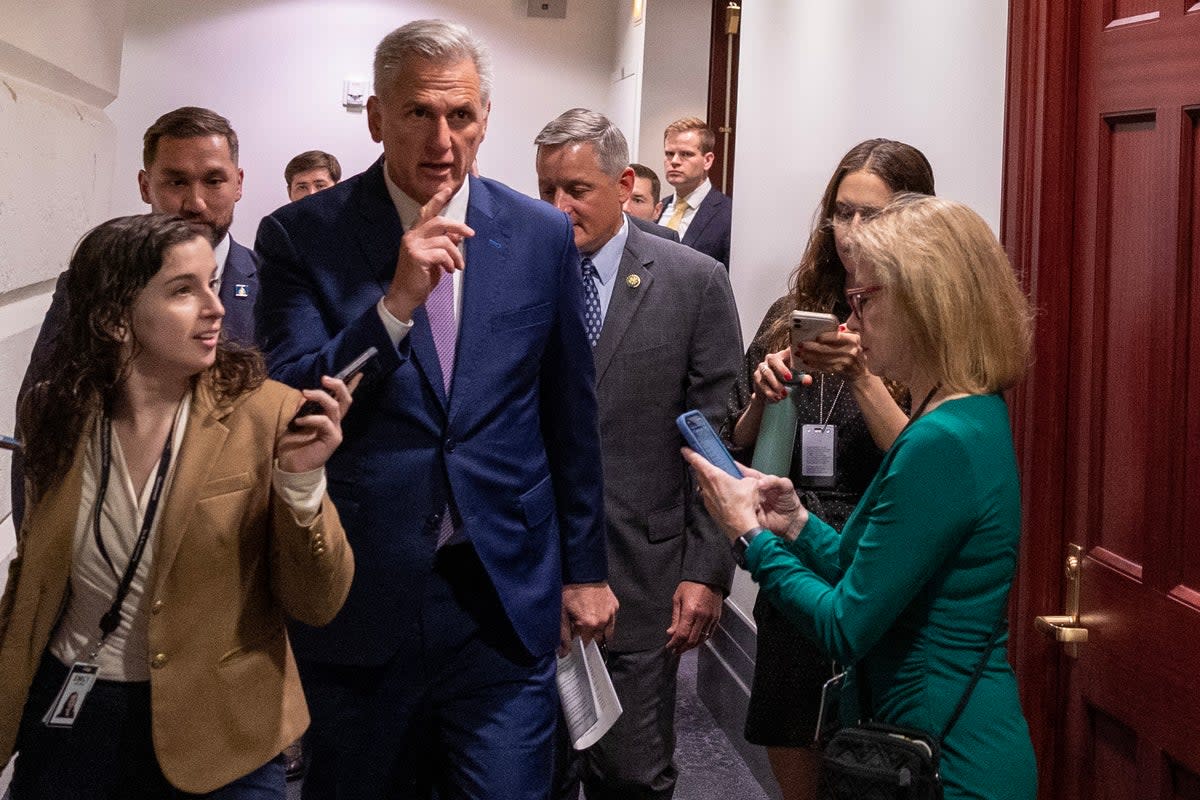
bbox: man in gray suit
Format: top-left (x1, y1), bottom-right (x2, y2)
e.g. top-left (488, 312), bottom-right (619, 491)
top-left (535, 108), bottom-right (742, 799)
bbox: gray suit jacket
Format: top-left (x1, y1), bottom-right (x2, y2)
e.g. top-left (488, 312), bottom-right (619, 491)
top-left (628, 214), bottom-right (679, 243)
top-left (595, 221), bottom-right (742, 651)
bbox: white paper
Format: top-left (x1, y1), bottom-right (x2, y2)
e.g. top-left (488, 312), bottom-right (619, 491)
top-left (555, 636), bottom-right (622, 750)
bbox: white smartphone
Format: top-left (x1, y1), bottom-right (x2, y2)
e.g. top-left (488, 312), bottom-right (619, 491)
top-left (790, 310), bottom-right (840, 345)
top-left (790, 311), bottom-right (839, 371)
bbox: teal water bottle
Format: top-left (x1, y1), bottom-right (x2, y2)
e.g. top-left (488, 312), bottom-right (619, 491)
top-left (750, 383), bottom-right (801, 477)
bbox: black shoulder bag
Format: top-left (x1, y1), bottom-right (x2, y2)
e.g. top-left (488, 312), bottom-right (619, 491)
top-left (818, 615), bottom-right (1007, 800)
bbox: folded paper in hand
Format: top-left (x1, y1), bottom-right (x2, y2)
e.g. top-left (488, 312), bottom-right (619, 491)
top-left (556, 636), bottom-right (622, 750)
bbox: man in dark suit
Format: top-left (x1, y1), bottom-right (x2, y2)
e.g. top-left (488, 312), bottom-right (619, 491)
top-left (11, 106), bottom-right (256, 529)
top-left (254, 21), bottom-right (613, 799)
top-left (658, 116), bottom-right (733, 270)
top-left (535, 108), bottom-right (741, 799)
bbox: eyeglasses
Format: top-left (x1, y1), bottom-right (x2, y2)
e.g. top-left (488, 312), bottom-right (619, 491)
top-left (830, 202), bottom-right (883, 226)
top-left (845, 285), bottom-right (882, 318)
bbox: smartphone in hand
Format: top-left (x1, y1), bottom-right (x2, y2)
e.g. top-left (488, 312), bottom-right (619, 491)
top-left (676, 410), bottom-right (742, 478)
top-left (288, 346), bottom-right (378, 432)
top-left (790, 311), bottom-right (840, 371)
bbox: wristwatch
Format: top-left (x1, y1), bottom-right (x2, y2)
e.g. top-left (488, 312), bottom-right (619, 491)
top-left (731, 526), bottom-right (768, 569)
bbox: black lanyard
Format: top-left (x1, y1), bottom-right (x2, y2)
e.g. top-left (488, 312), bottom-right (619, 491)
top-left (902, 384), bottom-right (942, 433)
top-left (92, 415), bottom-right (176, 641)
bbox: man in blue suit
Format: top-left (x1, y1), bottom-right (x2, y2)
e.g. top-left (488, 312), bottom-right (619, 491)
top-left (657, 117), bottom-right (733, 270)
top-left (11, 106), bottom-right (256, 529)
top-left (254, 19), bottom-right (614, 800)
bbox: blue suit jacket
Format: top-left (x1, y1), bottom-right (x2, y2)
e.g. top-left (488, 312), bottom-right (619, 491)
top-left (659, 187), bottom-right (732, 270)
top-left (254, 159), bottom-right (607, 663)
top-left (217, 238), bottom-right (258, 344)
top-left (10, 236), bottom-right (258, 531)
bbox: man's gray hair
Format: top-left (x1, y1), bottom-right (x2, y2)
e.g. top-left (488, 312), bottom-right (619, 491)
top-left (374, 19), bottom-right (494, 104)
top-left (534, 108), bottom-right (630, 178)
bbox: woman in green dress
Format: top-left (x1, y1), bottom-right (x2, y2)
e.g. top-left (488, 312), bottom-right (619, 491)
top-left (685, 194), bottom-right (1037, 800)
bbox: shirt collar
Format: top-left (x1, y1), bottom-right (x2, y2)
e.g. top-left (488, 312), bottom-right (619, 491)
top-left (677, 177), bottom-right (712, 208)
top-left (212, 234), bottom-right (231, 285)
top-left (583, 216), bottom-right (628, 287)
top-left (382, 161), bottom-right (471, 229)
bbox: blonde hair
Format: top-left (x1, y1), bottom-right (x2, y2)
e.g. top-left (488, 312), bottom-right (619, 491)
top-left (663, 116), bottom-right (715, 153)
top-left (848, 194), bottom-right (1033, 394)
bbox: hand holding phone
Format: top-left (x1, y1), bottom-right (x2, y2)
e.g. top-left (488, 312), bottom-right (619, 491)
top-left (288, 346), bottom-right (378, 432)
top-left (676, 410), bottom-right (742, 478)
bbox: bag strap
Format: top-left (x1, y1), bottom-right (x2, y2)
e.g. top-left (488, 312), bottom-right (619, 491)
top-left (937, 612), bottom-right (1007, 742)
top-left (855, 605), bottom-right (1009, 747)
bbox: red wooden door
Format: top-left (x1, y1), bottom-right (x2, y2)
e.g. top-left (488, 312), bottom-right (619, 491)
top-left (1005, 1), bottom-right (1200, 797)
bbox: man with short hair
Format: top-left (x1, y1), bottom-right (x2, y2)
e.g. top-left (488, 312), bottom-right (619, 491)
top-left (12, 106), bottom-right (256, 529)
top-left (659, 116), bottom-right (733, 269)
top-left (285, 150), bottom-right (342, 201)
top-left (254, 20), bottom-right (611, 800)
top-left (624, 163), bottom-right (665, 222)
top-left (535, 108), bottom-right (741, 800)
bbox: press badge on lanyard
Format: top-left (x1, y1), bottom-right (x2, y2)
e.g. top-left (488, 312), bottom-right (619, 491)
top-left (44, 414), bottom-right (176, 728)
top-left (800, 375), bottom-right (841, 488)
top-left (800, 424), bottom-right (836, 486)
top-left (42, 663), bottom-right (100, 728)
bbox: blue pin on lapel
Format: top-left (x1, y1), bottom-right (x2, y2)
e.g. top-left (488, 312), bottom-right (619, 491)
top-left (234, 284), bottom-right (249, 298)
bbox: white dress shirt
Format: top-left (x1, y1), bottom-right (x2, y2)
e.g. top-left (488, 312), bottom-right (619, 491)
top-left (660, 177), bottom-right (712, 239)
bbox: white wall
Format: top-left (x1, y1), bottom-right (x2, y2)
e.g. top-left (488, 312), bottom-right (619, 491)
top-left (609, 0), bottom-right (646, 157)
top-left (637, 0), bottom-right (711, 177)
top-left (108, 0), bottom-right (622, 247)
top-left (724, 0), bottom-right (1009, 615)
top-left (0, 0), bottom-right (126, 537)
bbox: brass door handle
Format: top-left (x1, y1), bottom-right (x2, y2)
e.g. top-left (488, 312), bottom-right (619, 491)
top-left (1035, 543), bottom-right (1088, 657)
top-left (1034, 615), bottom-right (1088, 643)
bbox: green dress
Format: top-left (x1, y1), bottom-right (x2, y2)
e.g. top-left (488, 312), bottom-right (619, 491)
top-left (744, 394), bottom-right (1037, 800)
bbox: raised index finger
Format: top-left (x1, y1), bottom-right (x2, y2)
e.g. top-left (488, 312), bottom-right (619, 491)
top-left (418, 186), bottom-right (455, 224)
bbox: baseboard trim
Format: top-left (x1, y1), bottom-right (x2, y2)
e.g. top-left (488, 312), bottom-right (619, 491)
top-left (696, 600), bottom-right (781, 800)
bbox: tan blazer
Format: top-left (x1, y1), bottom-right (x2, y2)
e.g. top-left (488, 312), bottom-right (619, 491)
top-left (0, 377), bottom-right (354, 793)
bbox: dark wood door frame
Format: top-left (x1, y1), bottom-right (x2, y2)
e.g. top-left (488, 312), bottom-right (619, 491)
top-left (1000, 2), bottom-right (1080, 796)
top-left (706, 0), bottom-right (740, 196)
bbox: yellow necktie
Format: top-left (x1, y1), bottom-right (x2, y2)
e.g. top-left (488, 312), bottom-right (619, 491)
top-left (665, 197), bottom-right (690, 231)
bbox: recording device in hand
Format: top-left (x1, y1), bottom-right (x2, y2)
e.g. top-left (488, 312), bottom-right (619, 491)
top-left (288, 346), bottom-right (378, 432)
top-left (676, 410), bottom-right (743, 478)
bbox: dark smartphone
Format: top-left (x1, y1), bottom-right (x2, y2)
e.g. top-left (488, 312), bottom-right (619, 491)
top-left (288, 346), bottom-right (378, 432)
top-left (676, 410), bottom-right (742, 478)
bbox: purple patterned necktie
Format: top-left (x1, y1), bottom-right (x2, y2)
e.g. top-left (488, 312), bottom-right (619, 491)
top-left (426, 271), bottom-right (456, 393)
top-left (427, 271), bottom-right (459, 548)
top-left (581, 257), bottom-right (602, 348)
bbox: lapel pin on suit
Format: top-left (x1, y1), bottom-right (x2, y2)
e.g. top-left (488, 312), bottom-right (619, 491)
top-left (234, 284), bottom-right (249, 298)
top-left (626, 274), bottom-right (641, 288)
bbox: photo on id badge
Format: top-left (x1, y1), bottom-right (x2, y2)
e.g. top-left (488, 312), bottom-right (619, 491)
top-left (43, 662), bottom-right (100, 728)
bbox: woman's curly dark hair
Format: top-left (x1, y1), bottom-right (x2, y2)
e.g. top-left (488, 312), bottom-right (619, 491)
top-left (762, 138), bottom-right (936, 350)
top-left (18, 214), bottom-right (264, 499)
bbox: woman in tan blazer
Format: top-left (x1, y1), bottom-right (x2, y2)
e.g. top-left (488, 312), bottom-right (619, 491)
top-left (0, 214), bottom-right (355, 799)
